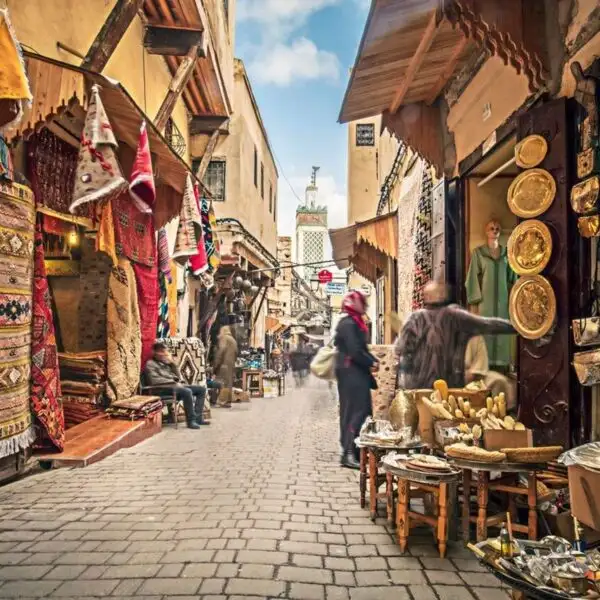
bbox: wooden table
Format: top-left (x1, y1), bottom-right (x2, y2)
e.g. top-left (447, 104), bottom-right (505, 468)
top-left (381, 457), bottom-right (460, 558)
top-left (355, 439), bottom-right (425, 522)
top-left (450, 458), bottom-right (547, 543)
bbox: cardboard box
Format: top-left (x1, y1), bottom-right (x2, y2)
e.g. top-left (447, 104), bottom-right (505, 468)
top-left (568, 464), bottom-right (600, 532)
top-left (483, 429), bottom-right (532, 451)
top-left (544, 510), bottom-right (600, 543)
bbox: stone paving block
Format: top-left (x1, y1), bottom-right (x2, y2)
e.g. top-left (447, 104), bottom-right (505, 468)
top-left (279, 566), bottom-right (334, 584)
top-left (387, 556), bottom-right (423, 570)
top-left (408, 585), bottom-right (438, 600)
top-left (292, 553), bottom-right (323, 568)
top-left (326, 586), bottom-right (350, 600)
top-left (453, 558), bottom-right (487, 572)
top-left (0, 553), bottom-right (28, 565)
top-left (324, 557), bottom-right (354, 571)
top-left (290, 582), bottom-right (325, 600)
top-left (236, 550), bottom-right (288, 564)
top-left (434, 585), bottom-right (477, 599)
top-left (181, 562), bottom-right (218, 577)
top-left (225, 577), bottom-right (286, 596)
top-left (43, 564), bottom-right (88, 579)
top-left (460, 572), bottom-right (502, 587)
top-left (199, 578), bottom-right (226, 595)
top-left (156, 563), bottom-right (184, 578)
top-left (349, 586), bottom-right (411, 600)
top-left (355, 570), bottom-right (392, 586)
top-left (238, 564), bottom-right (274, 579)
top-left (79, 565), bottom-right (109, 579)
top-left (137, 577), bottom-right (202, 595)
top-left (348, 544), bottom-right (377, 557)
top-left (53, 552), bottom-right (113, 565)
top-left (111, 578), bottom-right (143, 596)
top-left (159, 550), bottom-right (214, 563)
top-left (280, 541), bottom-right (327, 555)
top-left (51, 578), bottom-right (120, 596)
top-left (245, 538), bottom-right (277, 551)
top-left (100, 564), bottom-right (160, 579)
top-left (0, 580), bottom-right (60, 597)
top-left (175, 539), bottom-right (208, 551)
top-left (427, 570), bottom-right (464, 585)
top-left (472, 588), bottom-right (510, 599)
top-left (355, 556), bottom-right (388, 571)
top-left (289, 531), bottom-right (318, 542)
top-left (422, 557), bottom-right (457, 571)
top-left (328, 544), bottom-right (347, 557)
top-left (240, 528), bottom-right (286, 540)
top-left (389, 569), bottom-right (428, 585)
top-left (0, 565), bottom-right (51, 579)
top-left (216, 563), bottom-right (240, 578)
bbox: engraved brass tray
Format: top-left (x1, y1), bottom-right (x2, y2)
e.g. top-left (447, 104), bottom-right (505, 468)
top-left (578, 215), bottom-right (600, 238)
top-left (509, 275), bottom-right (556, 340)
top-left (507, 169), bottom-right (556, 218)
top-left (514, 135), bottom-right (548, 169)
top-left (570, 175), bottom-right (599, 214)
top-left (507, 220), bottom-right (552, 276)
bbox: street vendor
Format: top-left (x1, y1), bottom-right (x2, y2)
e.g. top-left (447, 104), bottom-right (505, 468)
top-left (396, 281), bottom-right (515, 390)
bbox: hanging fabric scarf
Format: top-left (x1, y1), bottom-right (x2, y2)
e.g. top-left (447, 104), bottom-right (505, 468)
top-left (190, 182), bottom-right (208, 275)
top-left (156, 227), bottom-right (172, 339)
top-left (201, 196), bottom-right (221, 272)
top-left (96, 200), bottom-right (118, 266)
top-left (30, 226), bottom-right (65, 451)
top-left (173, 174), bottom-right (202, 265)
top-left (133, 251), bottom-right (159, 369)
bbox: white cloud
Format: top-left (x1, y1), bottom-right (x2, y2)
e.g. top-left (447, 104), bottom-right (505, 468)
top-left (238, 0), bottom-right (341, 32)
top-left (251, 38), bottom-right (340, 86)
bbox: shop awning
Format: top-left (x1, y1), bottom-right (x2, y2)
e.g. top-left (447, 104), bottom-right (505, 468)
top-left (329, 211), bottom-right (398, 282)
top-left (5, 53), bottom-right (209, 228)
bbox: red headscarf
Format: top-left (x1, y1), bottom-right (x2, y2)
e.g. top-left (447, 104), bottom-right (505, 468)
top-left (341, 290), bottom-right (368, 333)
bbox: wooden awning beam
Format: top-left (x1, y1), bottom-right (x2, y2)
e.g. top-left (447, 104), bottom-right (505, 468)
top-left (425, 34), bottom-right (468, 105)
top-left (81, 0), bottom-right (144, 72)
top-left (189, 115), bottom-right (230, 135)
top-left (193, 126), bottom-right (224, 180)
top-left (143, 24), bottom-right (205, 56)
top-left (154, 44), bottom-right (200, 131)
top-left (389, 10), bottom-right (440, 114)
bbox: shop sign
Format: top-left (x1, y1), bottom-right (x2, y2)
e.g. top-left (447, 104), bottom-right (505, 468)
top-left (325, 282), bottom-right (346, 296)
top-left (318, 269), bottom-right (333, 283)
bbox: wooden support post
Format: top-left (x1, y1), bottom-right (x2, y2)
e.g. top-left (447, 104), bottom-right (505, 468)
top-left (193, 127), bottom-right (222, 180)
top-left (81, 0), bottom-right (144, 72)
top-left (154, 44), bottom-right (200, 132)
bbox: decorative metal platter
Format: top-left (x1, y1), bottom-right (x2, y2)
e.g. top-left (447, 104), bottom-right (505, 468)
top-left (507, 220), bottom-right (552, 276)
top-left (570, 175), bottom-right (599, 214)
top-left (509, 275), bottom-right (556, 340)
top-left (578, 215), bottom-right (600, 238)
top-left (507, 168), bottom-right (556, 218)
top-left (514, 134), bottom-right (548, 169)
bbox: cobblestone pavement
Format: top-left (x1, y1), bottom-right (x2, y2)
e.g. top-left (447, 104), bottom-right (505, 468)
top-left (0, 378), bottom-right (509, 600)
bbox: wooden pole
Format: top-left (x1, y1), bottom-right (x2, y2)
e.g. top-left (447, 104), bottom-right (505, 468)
top-left (154, 44), bottom-right (200, 131)
top-left (193, 127), bottom-right (223, 180)
top-left (81, 0), bottom-right (145, 72)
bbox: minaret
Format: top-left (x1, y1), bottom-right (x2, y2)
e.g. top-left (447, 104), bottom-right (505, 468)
top-left (295, 167), bottom-right (328, 282)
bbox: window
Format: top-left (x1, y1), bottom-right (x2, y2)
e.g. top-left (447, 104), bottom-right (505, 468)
top-left (253, 147), bottom-right (258, 187)
top-left (269, 184), bottom-right (273, 213)
top-left (260, 163), bottom-right (264, 199)
top-left (203, 159), bottom-right (226, 202)
top-left (356, 123), bottom-right (375, 146)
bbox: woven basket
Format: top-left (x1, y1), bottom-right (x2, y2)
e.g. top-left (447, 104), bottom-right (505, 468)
top-left (446, 444), bottom-right (506, 463)
top-left (501, 446), bottom-right (563, 464)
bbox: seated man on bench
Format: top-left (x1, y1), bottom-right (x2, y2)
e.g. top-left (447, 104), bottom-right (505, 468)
top-left (144, 342), bottom-right (209, 429)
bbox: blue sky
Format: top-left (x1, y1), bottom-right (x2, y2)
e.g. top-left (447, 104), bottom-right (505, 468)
top-left (235, 0), bottom-right (370, 237)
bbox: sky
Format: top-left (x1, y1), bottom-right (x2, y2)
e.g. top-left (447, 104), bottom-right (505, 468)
top-left (235, 0), bottom-right (370, 240)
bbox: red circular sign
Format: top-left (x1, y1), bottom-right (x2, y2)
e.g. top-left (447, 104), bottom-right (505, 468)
top-left (317, 269), bottom-right (333, 284)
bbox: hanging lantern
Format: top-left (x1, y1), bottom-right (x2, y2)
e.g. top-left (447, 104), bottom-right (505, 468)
top-left (233, 276), bottom-right (243, 289)
top-left (250, 285), bottom-right (259, 294)
top-left (242, 279), bottom-right (252, 291)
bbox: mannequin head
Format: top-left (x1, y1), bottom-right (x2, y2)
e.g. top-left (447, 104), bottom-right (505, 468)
top-left (485, 219), bottom-right (501, 245)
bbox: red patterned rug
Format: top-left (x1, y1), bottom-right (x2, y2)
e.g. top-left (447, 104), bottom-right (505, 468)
top-left (133, 256), bottom-right (159, 369)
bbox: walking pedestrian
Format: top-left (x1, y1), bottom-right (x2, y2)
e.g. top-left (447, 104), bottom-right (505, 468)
top-left (334, 290), bottom-right (378, 470)
top-left (213, 325), bottom-right (238, 408)
top-left (290, 338), bottom-right (309, 387)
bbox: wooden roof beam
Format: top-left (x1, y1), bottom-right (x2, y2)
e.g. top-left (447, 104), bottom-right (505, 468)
top-left (143, 24), bottom-right (205, 56)
top-left (82, 0), bottom-right (144, 72)
top-left (389, 10), bottom-right (440, 114)
top-left (189, 116), bottom-right (230, 136)
top-left (154, 44), bottom-right (199, 131)
top-left (425, 34), bottom-right (468, 105)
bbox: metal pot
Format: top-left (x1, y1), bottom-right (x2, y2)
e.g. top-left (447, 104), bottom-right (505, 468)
top-left (389, 390), bottom-right (419, 437)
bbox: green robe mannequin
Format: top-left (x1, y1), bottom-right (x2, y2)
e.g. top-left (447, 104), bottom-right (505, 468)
top-left (465, 245), bottom-right (516, 369)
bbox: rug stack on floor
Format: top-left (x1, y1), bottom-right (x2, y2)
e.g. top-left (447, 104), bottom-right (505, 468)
top-left (58, 352), bottom-right (106, 428)
top-left (105, 395), bottom-right (162, 421)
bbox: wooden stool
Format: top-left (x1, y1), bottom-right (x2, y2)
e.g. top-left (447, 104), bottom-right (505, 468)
top-left (242, 369), bottom-right (264, 397)
top-left (382, 460), bottom-right (459, 558)
top-left (451, 458), bottom-right (547, 543)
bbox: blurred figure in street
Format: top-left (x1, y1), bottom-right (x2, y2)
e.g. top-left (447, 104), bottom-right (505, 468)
top-left (290, 337), bottom-right (309, 387)
top-left (335, 290), bottom-right (378, 469)
top-left (213, 325), bottom-right (238, 408)
top-left (396, 281), bottom-right (514, 389)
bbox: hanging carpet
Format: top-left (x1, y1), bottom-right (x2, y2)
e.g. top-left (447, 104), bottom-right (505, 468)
top-left (133, 256), bottom-right (159, 369)
top-left (0, 181), bottom-right (34, 458)
top-left (30, 226), bottom-right (64, 451)
top-left (201, 196), bottom-right (221, 272)
top-left (113, 192), bottom-right (156, 267)
top-left (106, 258), bottom-right (141, 404)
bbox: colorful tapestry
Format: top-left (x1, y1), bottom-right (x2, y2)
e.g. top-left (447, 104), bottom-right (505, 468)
top-left (412, 170), bottom-right (433, 311)
top-left (173, 174), bottom-right (202, 265)
top-left (190, 183), bottom-right (208, 275)
top-left (113, 192), bottom-right (156, 267)
top-left (30, 228), bottom-right (64, 451)
top-left (42, 215), bottom-right (71, 237)
top-left (96, 200), bottom-right (118, 266)
top-left (201, 196), bottom-right (221, 272)
top-left (155, 337), bottom-right (206, 386)
top-left (157, 271), bottom-right (170, 339)
top-left (29, 128), bottom-right (92, 220)
top-left (132, 257), bottom-right (159, 369)
top-left (157, 227), bottom-right (171, 281)
top-left (0, 180), bottom-right (36, 230)
top-left (129, 121), bottom-right (155, 214)
top-left (0, 181), bottom-right (34, 458)
top-left (106, 258), bottom-right (141, 403)
top-left (168, 261), bottom-right (178, 336)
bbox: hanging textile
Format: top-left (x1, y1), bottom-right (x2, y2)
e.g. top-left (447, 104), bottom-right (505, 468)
top-left (113, 192), bottom-right (156, 267)
top-left (173, 174), bottom-right (202, 265)
top-left (96, 200), bottom-right (118, 266)
top-left (42, 215), bottom-right (71, 237)
top-left (70, 85), bottom-right (127, 213)
top-left (106, 258), bottom-right (141, 404)
top-left (157, 272), bottom-right (170, 339)
top-left (168, 261), bottom-right (178, 336)
top-left (133, 256), bottom-right (159, 369)
top-left (412, 170), bottom-right (433, 310)
top-left (201, 196), bottom-right (221, 272)
top-left (129, 121), bottom-right (155, 214)
top-left (0, 135), bottom-right (13, 180)
top-left (0, 9), bottom-right (32, 129)
top-left (157, 227), bottom-right (172, 281)
top-left (30, 226), bottom-right (64, 451)
top-left (0, 181), bottom-right (35, 458)
top-left (190, 183), bottom-right (208, 275)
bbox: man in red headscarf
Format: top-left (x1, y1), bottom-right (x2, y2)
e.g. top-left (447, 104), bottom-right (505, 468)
top-left (334, 290), bottom-right (378, 469)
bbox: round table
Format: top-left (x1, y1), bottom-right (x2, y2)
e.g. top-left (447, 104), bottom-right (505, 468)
top-left (449, 458), bottom-right (548, 543)
top-left (355, 438), bottom-right (426, 522)
top-left (381, 457), bottom-right (460, 558)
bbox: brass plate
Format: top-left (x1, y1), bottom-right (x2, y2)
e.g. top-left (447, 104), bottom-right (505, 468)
top-left (507, 220), bottom-right (552, 276)
top-left (577, 147), bottom-right (595, 179)
top-left (570, 175), bottom-right (599, 214)
top-left (509, 275), bottom-right (556, 340)
top-left (578, 215), bottom-right (600, 238)
top-left (514, 135), bottom-right (548, 169)
top-left (507, 169), bottom-right (556, 218)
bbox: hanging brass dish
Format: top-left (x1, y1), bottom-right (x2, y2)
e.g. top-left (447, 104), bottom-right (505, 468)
top-left (509, 275), bottom-right (556, 340)
top-left (507, 220), bottom-right (552, 276)
top-left (570, 175), bottom-right (599, 214)
top-left (514, 135), bottom-right (548, 169)
top-left (507, 168), bottom-right (556, 218)
top-left (577, 147), bottom-right (597, 179)
top-left (578, 215), bottom-right (600, 238)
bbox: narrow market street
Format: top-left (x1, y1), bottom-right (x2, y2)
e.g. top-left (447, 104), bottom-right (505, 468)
top-left (0, 380), bottom-right (505, 600)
